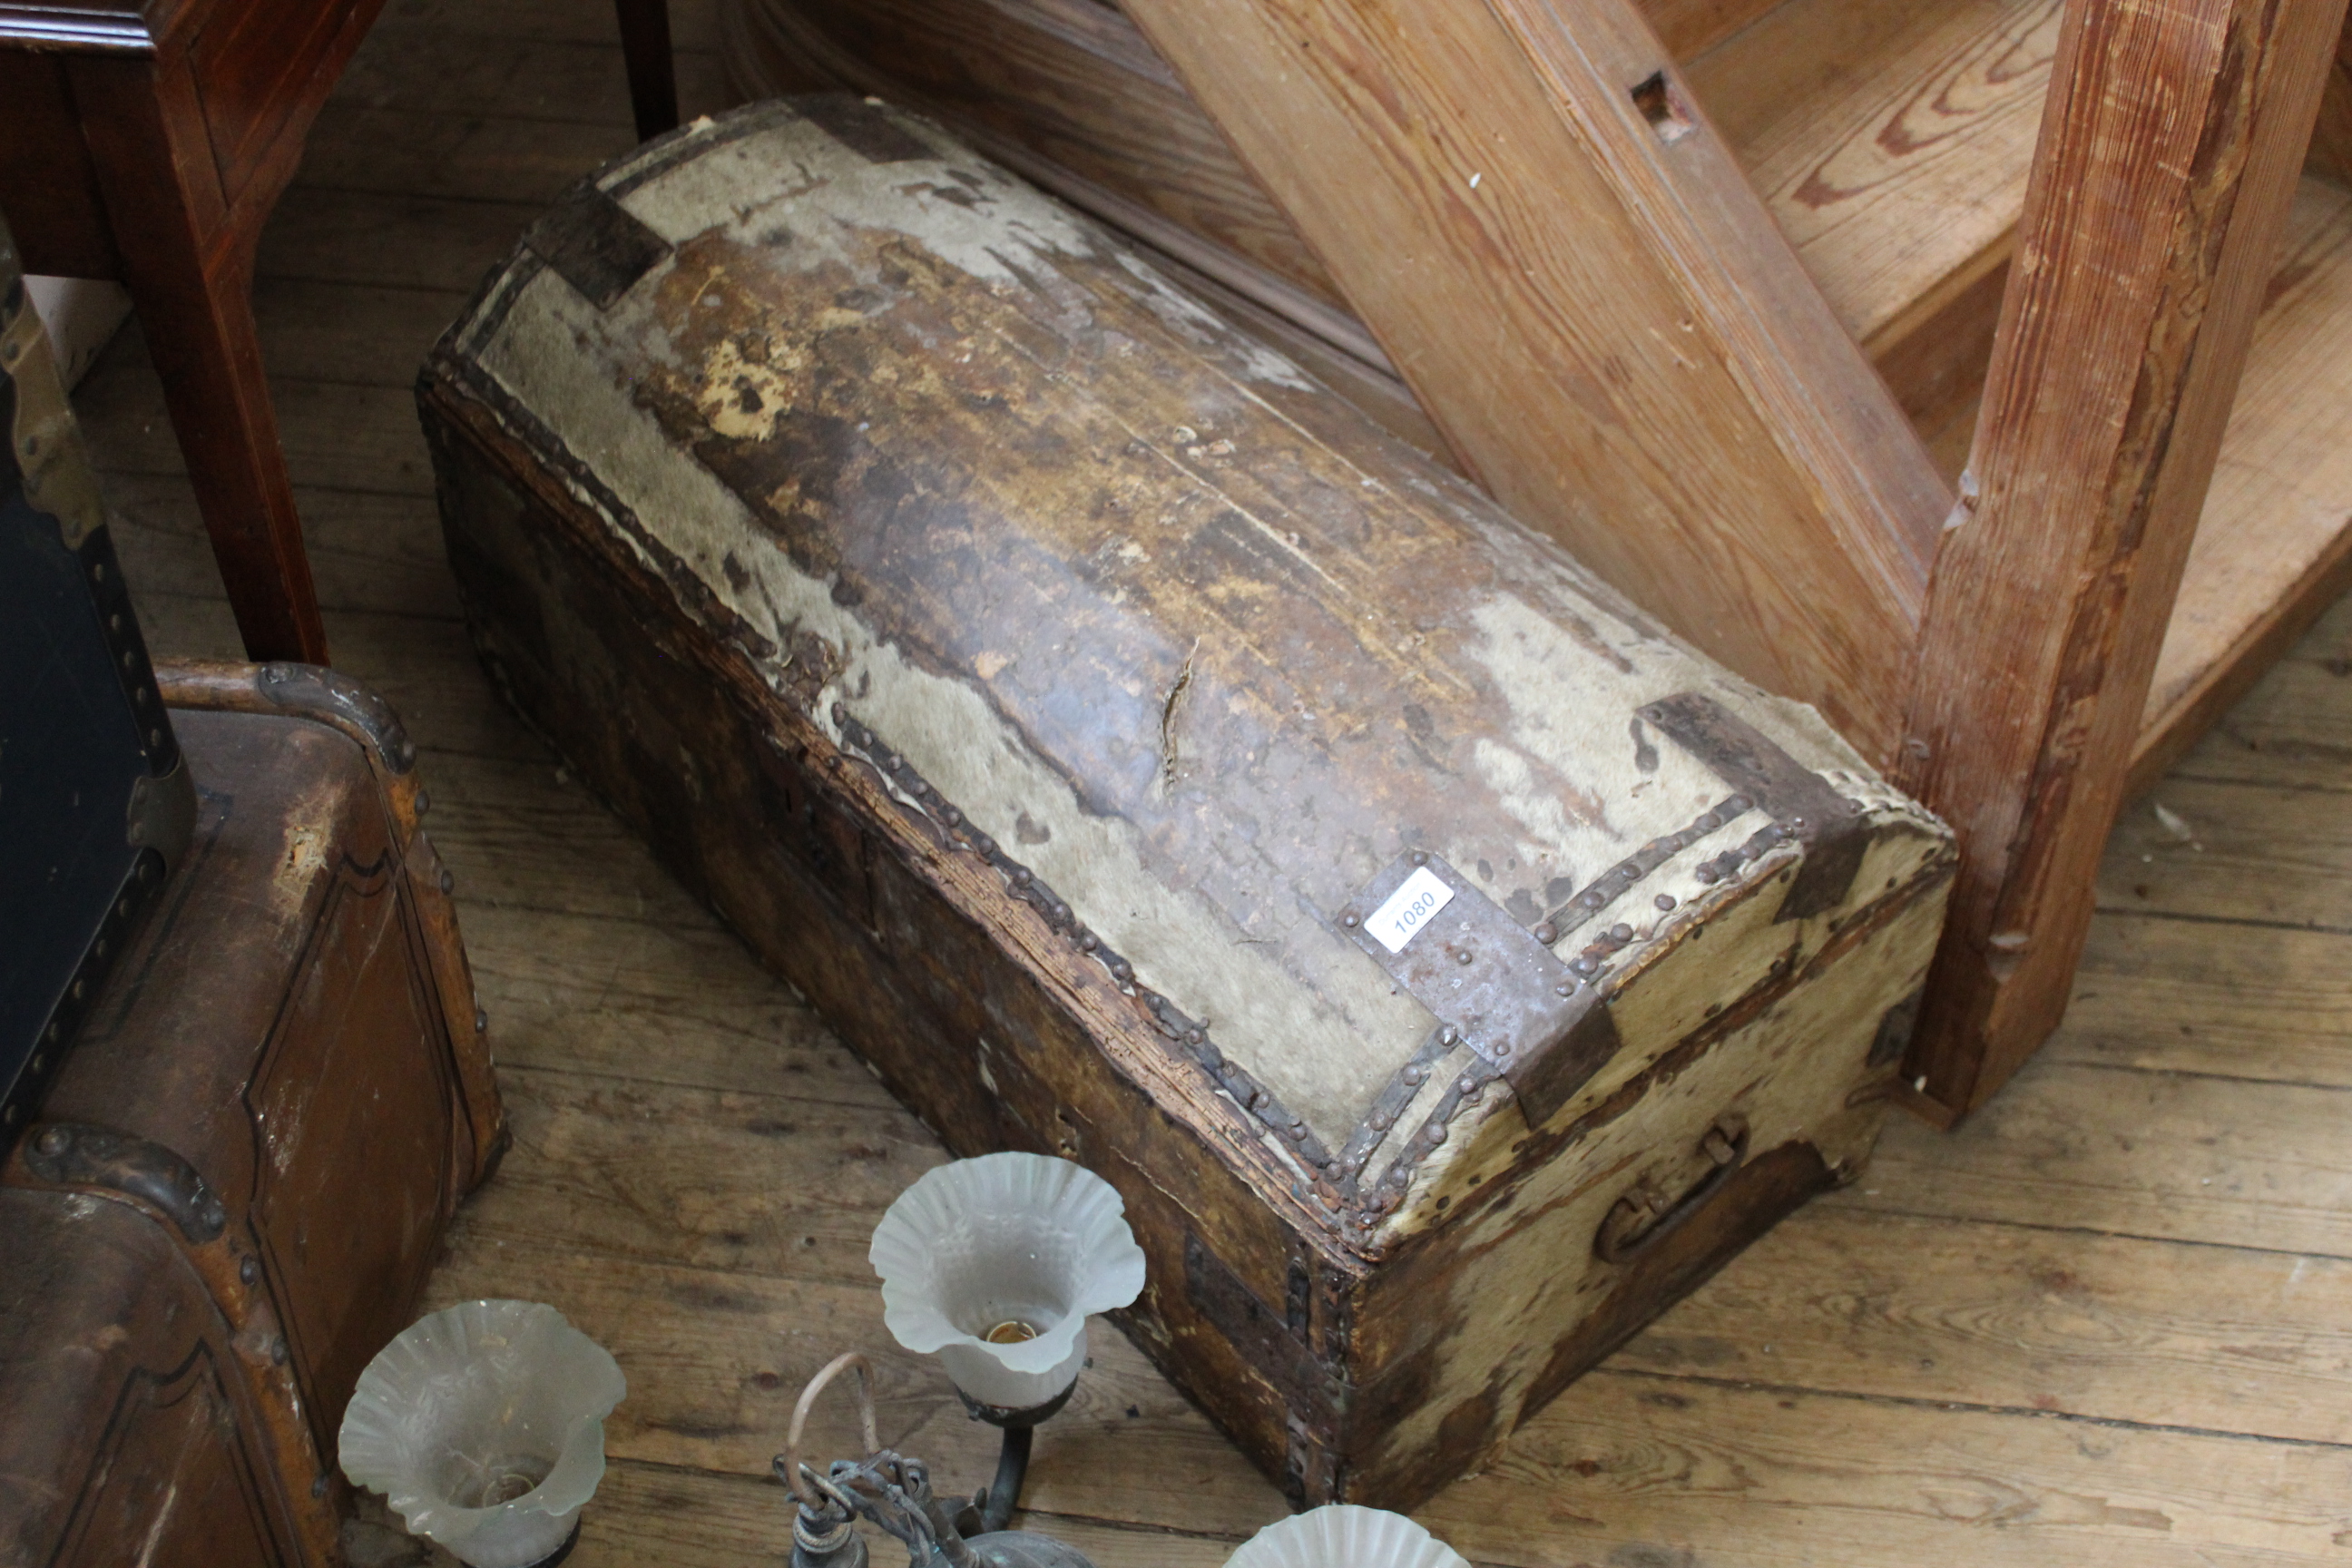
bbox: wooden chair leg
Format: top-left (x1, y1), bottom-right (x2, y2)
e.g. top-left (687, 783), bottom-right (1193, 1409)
top-left (68, 56), bottom-right (329, 667)
top-left (615, 0), bottom-right (680, 142)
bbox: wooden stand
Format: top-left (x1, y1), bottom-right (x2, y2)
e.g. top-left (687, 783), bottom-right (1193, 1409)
top-left (732, 0), bottom-right (2352, 1116)
top-left (0, 0), bottom-right (396, 666)
top-left (1898, 0), bottom-right (2347, 1111)
top-left (0, 0), bottom-right (685, 667)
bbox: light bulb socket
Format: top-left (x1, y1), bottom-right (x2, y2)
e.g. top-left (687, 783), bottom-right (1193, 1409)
top-left (935, 1319), bottom-right (1090, 1413)
top-left (870, 1154), bottom-right (1146, 1414)
top-left (956, 1377), bottom-right (1076, 1431)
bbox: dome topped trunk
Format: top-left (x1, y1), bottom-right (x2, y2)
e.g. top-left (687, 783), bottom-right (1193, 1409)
top-left (417, 96), bottom-right (1956, 1508)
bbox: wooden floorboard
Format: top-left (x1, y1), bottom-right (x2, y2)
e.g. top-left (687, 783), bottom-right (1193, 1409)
top-left (299, 103), bottom-right (645, 205)
top-left (1431, 1375), bottom-right (2352, 1568)
top-left (80, 358), bottom-right (432, 495)
top-left (1849, 1067), bottom-right (2352, 1259)
top-left (2101, 777), bottom-right (2352, 929)
top-left (2164, 593), bottom-right (2352, 794)
top-left (1622, 1204), bottom-right (2352, 1444)
top-left (331, 29), bottom-right (731, 130)
top-left (374, 0), bottom-right (722, 48)
top-left (74, 3), bottom-right (2352, 1562)
top-left (2055, 912), bottom-right (2352, 1085)
top-left (256, 185), bottom-right (553, 294)
top-left (460, 903), bottom-right (895, 1102)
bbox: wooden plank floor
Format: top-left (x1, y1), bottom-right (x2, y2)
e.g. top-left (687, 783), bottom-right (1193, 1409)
top-left (78, 1), bottom-right (2352, 1561)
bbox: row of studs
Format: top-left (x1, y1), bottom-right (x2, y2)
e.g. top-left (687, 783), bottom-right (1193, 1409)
top-left (1330, 792), bottom-right (1821, 1231)
top-left (1534, 793), bottom-right (1752, 946)
top-left (828, 710), bottom-right (1813, 1243)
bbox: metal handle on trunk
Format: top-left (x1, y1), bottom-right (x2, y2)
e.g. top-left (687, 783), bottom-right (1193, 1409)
top-left (1593, 1113), bottom-right (1749, 1264)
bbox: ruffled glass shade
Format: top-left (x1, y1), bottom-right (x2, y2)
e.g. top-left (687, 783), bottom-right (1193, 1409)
top-left (869, 1152), bottom-right (1146, 1410)
top-left (338, 1299), bottom-right (626, 1568)
top-left (1225, 1505), bottom-right (1471, 1568)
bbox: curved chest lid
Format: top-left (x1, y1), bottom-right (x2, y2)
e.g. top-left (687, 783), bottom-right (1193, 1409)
top-left (445, 98), bottom-right (1938, 1190)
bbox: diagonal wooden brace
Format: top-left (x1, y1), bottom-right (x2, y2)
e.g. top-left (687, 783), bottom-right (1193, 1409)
top-left (1116, 0), bottom-right (1952, 763)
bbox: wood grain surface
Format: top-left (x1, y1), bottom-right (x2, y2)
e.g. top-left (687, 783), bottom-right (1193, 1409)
top-left (1898, 0), bottom-right (2350, 1112)
top-left (2309, 9), bottom-right (2352, 181)
top-left (2132, 175), bottom-right (2352, 792)
top-left (1692, 0), bottom-right (2059, 349)
top-left (718, 0), bottom-right (2049, 449)
top-left (1114, 0), bottom-right (1950, 762)
top-left (83, 0), bottom-right (2352, 1557)
top-left (1052, 0), bottom-right (2352, 1119)
top-left (701, 0), bottom-right (2352, 953)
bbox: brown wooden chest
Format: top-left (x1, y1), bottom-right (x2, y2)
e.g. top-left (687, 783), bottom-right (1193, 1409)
top-left (0, 663), bottom-right (505, 1568)
top-left (418, 98), bottom-right (1955, 1508)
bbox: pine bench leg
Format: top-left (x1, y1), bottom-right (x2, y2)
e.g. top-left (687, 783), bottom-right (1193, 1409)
top-left (1897, 0), bottom-right (2349, 1117)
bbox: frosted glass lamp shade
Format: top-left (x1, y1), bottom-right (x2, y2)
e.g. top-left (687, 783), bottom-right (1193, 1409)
top-left (1225, 1506), bottom-right (1471, 1568)
top-left (869, 1152), bottom-right (1146, 1411)
top-left (338, 1300), bottom-right (626, 1568)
